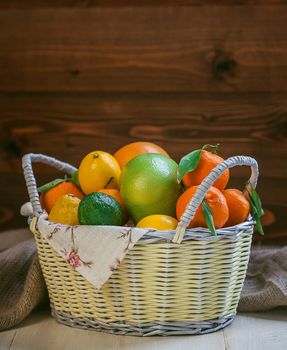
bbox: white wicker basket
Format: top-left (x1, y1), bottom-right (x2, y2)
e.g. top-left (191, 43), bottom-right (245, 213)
top-left (22, 153), bottom-right (258, 336)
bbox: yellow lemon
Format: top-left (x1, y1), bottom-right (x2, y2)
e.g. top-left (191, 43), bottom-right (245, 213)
top-left (136, 214), bottom-right (178, 230)
top-left (78, 151), bottom-right (121, 194)
top-left (48, 194), bottom-right (81, 225)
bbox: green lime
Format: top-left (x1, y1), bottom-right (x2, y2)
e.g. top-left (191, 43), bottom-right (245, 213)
top-left (78, 192), bottom-right (122, 226)
top-left (120, 153), bottom-right (182, 223)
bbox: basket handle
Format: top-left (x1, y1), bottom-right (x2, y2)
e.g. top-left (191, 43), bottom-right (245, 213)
top-left (22, 153), bottom-right (77, 217)
top-left (174, 155), bottom-right (259, 244)
top-left (23, 153), bottom-right (259, 234)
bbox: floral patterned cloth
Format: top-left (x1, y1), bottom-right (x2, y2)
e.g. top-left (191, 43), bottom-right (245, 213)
top-left (35, 213), bottom-right (152, 289)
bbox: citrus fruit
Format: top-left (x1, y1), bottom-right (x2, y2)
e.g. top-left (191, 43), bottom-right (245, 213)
top-left (48, 194), bottom-right (81, 225)
top-left (223, 189), bottom-right (250, 227)
top-left (120, 153), bottom-right (182, 223)
top-left (97, 189), bottom-right (129, 224)
top-left (114, 141), bottom-right (169, 169)
top-left (176, 185), bottom-right (229, 228)
top-left (136, 214), bottom-right (178, 230)
top-left (40, 181), bottom-right (84, 213)
top-left (78, 151), bottom-right (121, 194)
top-left (78, 192), bottom-right (122, 226)
top-left (182, 150), bottom-right (229, 190)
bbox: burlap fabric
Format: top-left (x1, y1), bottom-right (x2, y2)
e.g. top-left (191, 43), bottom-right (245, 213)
top-left (0, 229), bottom-right (47, 331)
top-left (239, 246), bottom-right (287, 311)
top-left (0, 228), bottom-right (286, 331)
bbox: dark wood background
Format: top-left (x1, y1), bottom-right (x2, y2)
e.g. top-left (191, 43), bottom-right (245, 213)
top-left (0, 1), bottom-right (286, 244)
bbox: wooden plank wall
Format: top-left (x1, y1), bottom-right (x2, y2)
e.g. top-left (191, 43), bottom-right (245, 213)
top-left (0, 1), bottom-right (286, 244)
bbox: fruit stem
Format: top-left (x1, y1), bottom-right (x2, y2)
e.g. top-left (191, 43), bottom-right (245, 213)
top-left (104, 177), bottom-right (114, 189)
top-left (202, 143), bottom-right (220, 154)
top-left (93, 153), bottom-right (99, 159)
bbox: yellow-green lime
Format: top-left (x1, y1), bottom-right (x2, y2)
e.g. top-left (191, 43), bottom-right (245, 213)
top-left (78, 192), bottom-right (122, 226)
top-left (120, 153), bottom-right (182, 223)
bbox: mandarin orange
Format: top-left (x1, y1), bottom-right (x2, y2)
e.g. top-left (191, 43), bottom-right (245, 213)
top-left (182, 150), bottom-right (229, 190)
top-left (223, 189), bottom-right (250, 227)
top-left (176, 185), bottom-right (229, 229)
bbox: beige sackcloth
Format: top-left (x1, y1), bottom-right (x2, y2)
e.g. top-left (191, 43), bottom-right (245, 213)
top-left (0, 228), bottom-right (286, 331)
top-left (0, 229), bottom-right (47, 331)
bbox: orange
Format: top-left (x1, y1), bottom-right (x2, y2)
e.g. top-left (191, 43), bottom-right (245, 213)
top-left (176, 185), bottom-right (229, 228)
top-left (113, 142), bottom-right (169, 169)
top-left (182, 150), bottom-right (229, 190)
top-left (78, 151), bottom-right (121, 194)
top-left (97, 189), bottom-right (129, 224)
top-left (40, 181), bottom-right (84, 214)
top-left (223, 189), bottom-right (250, 227)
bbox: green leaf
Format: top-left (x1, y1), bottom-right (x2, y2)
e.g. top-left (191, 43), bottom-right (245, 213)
top-left (70, 170), bottom-right (80, 188)
top-left (37, 178), bottom-right (65, 194)
top-left (202, 199), bottom-right (217, 236)
top-left (250, 204), bottom-right (264, 235)
top-left (177, 149), bottom-right (202, 182)
top-left (254, 213), bottom-right (264, 235)
top-left (250, 186), bottom-right (264, 217)
top-left (246, 185), bottom-right (265, 235)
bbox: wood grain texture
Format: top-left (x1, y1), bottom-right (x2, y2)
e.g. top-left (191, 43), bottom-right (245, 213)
top-left (1, 1), bottom-right (287, 9)
top-left (0, 92), bottom-right (286, 243)
top-left (0, 2), bottom-right (286, 244)
top-left (223, 308), bottom-right (287, 350)
top-left (0, 307), bottom-right (286, 350)
top-left (0, 92), bottom-right (285, 175)
top-left (1, 7), bottom-right (287, 92)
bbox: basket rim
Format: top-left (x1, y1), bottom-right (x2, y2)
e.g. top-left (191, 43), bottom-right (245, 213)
top-left (140, 217), bottom-right (254, 243)
top-left (33, 213), bottom-right (254, 244)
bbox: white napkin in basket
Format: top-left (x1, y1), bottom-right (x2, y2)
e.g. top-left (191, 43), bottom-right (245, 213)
top-left (33, 213), bottom-right (152, 289)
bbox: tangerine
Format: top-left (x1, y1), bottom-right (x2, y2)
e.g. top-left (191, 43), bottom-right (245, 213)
top-left (40, 181), bottom-right (83, 214)
top-left (182, 150), bottom-right (229, 190)
top-left (114, 141), bottom-right (169, 169)
top-left (176, 185), bottom-right (229, 228)
top-left (223, 189), bottom-right (250, 227)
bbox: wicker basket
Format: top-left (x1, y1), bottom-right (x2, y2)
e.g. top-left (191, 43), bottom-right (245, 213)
top-left (22, 153), bottom-right (258, 336)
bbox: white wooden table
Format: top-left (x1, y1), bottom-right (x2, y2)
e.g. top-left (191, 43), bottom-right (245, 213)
top-left (1, 307), bottom-right (287, 350)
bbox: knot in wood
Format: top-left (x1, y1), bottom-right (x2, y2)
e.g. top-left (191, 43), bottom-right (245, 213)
top-left (211, 49), bottom-right (236, 80)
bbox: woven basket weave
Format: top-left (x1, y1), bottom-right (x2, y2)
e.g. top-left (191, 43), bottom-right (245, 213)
top-left (22, 153), bottom-right (258, 336)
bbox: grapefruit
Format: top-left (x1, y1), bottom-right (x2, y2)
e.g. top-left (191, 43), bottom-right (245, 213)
top-left (120, 153), bottom-right (182, 223)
